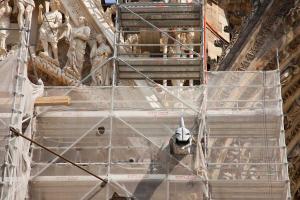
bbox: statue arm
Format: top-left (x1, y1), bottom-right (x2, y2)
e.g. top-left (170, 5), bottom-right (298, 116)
top-left (55, 13), bottom-right (63, 28)
top-left (38, 4), bottom-right (44, 24)
top-left (74, 27), bottom-right (90, 41)
top-left (48, 13), bottom-right (62, 29)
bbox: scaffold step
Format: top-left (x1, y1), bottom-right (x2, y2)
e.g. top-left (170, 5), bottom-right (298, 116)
top-left (119, 72), bottom-right (200, 80)
top-left (119, 3), bottom-right (202, 28)
top-left (118, 58), bottom-right (201, 80)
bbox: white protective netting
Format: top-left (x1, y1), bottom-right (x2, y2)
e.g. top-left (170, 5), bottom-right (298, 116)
top-left (1, 70), bottom-right (289, 200)
top-left (30, 86), bottom-right (207, 200)
top-left (0, 53), bottom-right (43, 200)
top-left (205, 70), bottom-right (290, 200)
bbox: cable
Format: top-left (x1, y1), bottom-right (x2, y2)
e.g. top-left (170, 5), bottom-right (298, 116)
top-left (9, 126), bottom-right (108, 185)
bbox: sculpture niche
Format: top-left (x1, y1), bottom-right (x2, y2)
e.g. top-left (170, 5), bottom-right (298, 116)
top-left (64, 16), bottom-right (90, 80)
top-left (38, 0), bottom-right (70, 65)
top-left (90, 34), bottom-right (112, 86)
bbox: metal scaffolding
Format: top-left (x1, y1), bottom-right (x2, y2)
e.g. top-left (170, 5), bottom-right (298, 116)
top-left (30, 86), bottom-right (208, 199)
top-left (0, 0), bottom-right (291, 200)
top-left (26, 70), bottom-right (290, 200)
top-left (115, 0), bottom-right (206, 82)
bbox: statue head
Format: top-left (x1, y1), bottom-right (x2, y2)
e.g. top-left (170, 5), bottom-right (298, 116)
top-left (78, 16), bottom-right (87, 26)
top-left (96, 34), bottom-right (105, 43)
top-left (50, 0), bottom-right (60, 11)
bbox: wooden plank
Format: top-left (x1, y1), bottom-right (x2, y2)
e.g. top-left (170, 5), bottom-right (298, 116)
top-left (35, 96), bottom-right (71, 106)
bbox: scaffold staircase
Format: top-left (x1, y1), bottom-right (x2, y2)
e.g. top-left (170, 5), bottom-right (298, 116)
top-left (116, 1), bottom-right (205, 82)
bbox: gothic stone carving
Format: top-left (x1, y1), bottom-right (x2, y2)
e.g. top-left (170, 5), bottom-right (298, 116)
top-left (125, 33), bottom-right (140, 56)
top-left (104, 5), bottom-right (116, 29)
top-left (32, 53), bottom-right (79, 86)
top-left (90, 34), bottom-right (112, 86)
top-left (38, 0), bottom-right (70, 65)
top-left (64, 16), bottom-right (91, 80)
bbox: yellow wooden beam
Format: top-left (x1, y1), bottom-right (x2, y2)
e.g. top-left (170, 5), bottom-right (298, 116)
top-left (34, 96), bottom-right (71, 106)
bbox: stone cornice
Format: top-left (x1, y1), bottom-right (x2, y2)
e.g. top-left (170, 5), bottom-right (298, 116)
top-left (217, 0), bottom-right (274, 70)
top-left (218, 0), bottom-right (297, 71)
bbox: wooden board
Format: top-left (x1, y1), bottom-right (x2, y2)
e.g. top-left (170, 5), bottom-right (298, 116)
top-left (35, 96), bottom-right (71, 106)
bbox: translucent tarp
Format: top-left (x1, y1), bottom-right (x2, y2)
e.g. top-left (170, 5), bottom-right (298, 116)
top-left (0, 53), bottom-right (44, 200)
top-left (15, 70), bottom-right (289, 199)
top-left (30, 86), bottom-right (207, 200)
top-left (205, 71), bottom-right (289, 200)
top-left (206, 71), bottom-right (281, 111)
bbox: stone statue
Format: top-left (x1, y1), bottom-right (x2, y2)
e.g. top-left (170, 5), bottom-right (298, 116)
top-left (161, 32), bottom-right (169, 86)
top-left (186, 28), bottom-right (195, 86)
top-left (14, 0), bottom-right (35, 29)
top-left (169, 46), bottom-right (184, 87)
top-left (186, 29), bottom-right (195, 58)
top-left (125, 33), bottom-right (140, 56)
top-left (104, 5), bottom-right (116, 28)
top-left (174, 30), bottom-right (182, 57)
top-left (0, 0), bottom-right (12, 57)
top-left (90, 34), bottom-right (112, 86)
top-left (38, 0), bottom-right (69, 65)
top-left (180, 32), bottom-right (187, 58)
top-left (64, 16), bottom-right (90, 79)
top-left (160, 32), bottom-right (168, 58)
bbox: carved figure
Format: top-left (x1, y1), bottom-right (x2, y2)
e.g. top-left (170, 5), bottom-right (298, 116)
top-left (0, 0), bottom-right (12, 56)
top-left (174, 30), bottom-right (182, 57)
top-left (160, 31), bottom-right (168, 58)
top-left (180, 32), bottom-right (187, 58)
top-left (90, 34), bottom-right (112, 86)
top-left (104, 5), bottom-right (116, 28)
top-left (64, 16), bottom-right (90, 80)
top-left (125, 33), bottom-right (140, 56)
top-left (38, 0), bottom-right (68, 64)
top-left (169, 46), bottom-right (184, 87)
top-left (186, 29), bottom-right (195, 58)
top-left (14, 0), bottom-right (35, 29)
top-left (186, 28), bottom-right (195, 86)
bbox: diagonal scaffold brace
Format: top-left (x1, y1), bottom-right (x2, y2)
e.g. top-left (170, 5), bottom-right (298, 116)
top-left (9, 126), bottom-right (108, 188)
